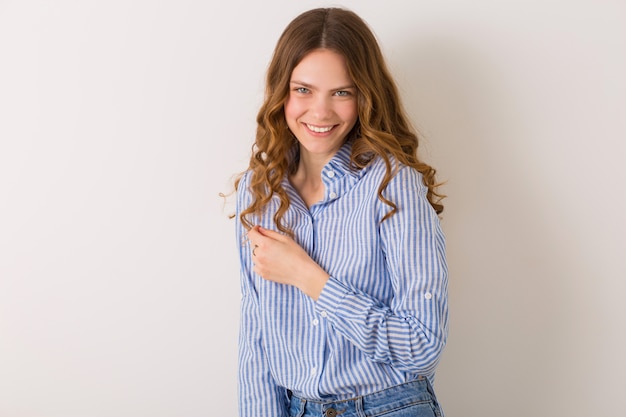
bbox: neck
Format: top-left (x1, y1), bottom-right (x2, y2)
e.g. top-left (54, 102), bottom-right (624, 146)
top-left (295, 151), bottom-right (329, 181)
top-left (289, 151), bottom-right (330, 208)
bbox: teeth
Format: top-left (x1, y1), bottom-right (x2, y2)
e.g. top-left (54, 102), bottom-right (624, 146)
top-left (306, 124), bottom-right (333, 133)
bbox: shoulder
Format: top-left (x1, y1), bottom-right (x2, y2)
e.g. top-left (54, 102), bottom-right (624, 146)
top-left (365, 155), bottom-right (427, 195)
top-left (237, 170), bottom-right (253, 188)
top-left (235, 170), bottom-right (254, 212)
top-left (237, 169), bottom-right (257, 193)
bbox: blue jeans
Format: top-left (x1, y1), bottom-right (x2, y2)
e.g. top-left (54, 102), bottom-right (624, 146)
top-left (287, 377), bottom-right (443, 417)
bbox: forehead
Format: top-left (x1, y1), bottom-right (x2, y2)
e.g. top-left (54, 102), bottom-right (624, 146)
top-left (290, 49), bottom-right (352, 85)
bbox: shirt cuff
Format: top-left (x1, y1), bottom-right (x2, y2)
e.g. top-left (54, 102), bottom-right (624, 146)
top-left (315, 276), bottom-right (350, 317)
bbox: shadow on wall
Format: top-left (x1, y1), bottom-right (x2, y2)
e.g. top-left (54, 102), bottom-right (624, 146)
top-left (392, 37), bottom-right (595, 416)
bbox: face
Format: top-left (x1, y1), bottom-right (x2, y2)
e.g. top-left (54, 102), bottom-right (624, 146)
top-left (284, 49), bottom-right (358, 164)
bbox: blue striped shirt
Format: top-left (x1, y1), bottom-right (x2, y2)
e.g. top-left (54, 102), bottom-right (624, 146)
top-left (236, 142), bottom-right (448, 417)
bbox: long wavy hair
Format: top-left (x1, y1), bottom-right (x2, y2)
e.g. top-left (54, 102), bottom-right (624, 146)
top-left (236, 7), bottom-right (444, 234)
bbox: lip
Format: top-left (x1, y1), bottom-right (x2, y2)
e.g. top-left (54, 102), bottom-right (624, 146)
top-left (303, 123), bottom-right (337, 135)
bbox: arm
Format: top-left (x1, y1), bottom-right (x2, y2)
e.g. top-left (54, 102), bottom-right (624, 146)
top-left (238, 291), bottom-right (289, 416)
top-left (236, 174), bottom-right (289, 417)
top-left (315, 166), bottom-right (449, 375)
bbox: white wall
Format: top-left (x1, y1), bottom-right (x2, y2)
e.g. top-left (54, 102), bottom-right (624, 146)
top-left (1, 1), bottom-right (624, 416)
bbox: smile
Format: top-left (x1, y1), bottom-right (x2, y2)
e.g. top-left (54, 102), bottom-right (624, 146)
top-left (305, 123), bottom-right (334, 133)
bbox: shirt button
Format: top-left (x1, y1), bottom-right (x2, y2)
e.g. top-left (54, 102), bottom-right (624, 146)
top-left (320, 310), bottom-right (328, 318)
top-left (326, 170), bottom-right (335, 178)
top-left (329, 192), bottom-right (337, 199)
top-left (424, 292), bottom-right (433, 300)
top-left (311, 367), bottom-right (317, 375)
top-left (312, 319), bottom-right (319, 326)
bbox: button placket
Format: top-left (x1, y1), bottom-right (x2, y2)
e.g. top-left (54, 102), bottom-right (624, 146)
top-left (324, 166), bottom-right (339, 201)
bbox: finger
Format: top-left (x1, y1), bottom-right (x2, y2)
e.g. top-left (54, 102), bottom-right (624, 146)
top-left (248, 227), bottom-right (273, 255)
top-left (247, 226), bottom-right (262, 244)
top-left (257, 226), bottom-right (287, 242)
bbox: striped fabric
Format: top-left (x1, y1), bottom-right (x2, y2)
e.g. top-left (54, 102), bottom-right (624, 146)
top-left (236, 141), bottom-right (449, 417)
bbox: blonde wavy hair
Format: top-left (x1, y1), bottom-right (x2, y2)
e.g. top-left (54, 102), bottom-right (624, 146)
top-left (236, 7), bottom-right (444, 234)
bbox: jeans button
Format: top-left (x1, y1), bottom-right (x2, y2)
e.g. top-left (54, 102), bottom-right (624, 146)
top-left (326, 408), bottom-right (337, 417)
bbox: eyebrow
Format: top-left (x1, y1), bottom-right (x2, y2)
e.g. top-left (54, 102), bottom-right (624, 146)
top-left (290, 80), bottom-right (356, 90)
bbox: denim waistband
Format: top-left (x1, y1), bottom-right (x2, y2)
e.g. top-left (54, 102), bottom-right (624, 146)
top-left (287, 377), bottom-right (442, 417)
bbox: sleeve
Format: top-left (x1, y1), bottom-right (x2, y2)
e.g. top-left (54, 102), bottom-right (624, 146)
top-left (236, 172), bottom-right (289, 417)
top-left (314, 166), bottom-right (449, 375)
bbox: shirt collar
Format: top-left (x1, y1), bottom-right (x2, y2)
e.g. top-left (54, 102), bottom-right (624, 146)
top-left (285, 139), bottom-right (371, 182)
top-left (323, 140), bottom-right (368, 180)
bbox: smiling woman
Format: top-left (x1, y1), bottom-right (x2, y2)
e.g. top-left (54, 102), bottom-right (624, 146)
top-left (285, 49), bottom-right (359, 207)
top-left (232, 7), bottom-right (448, 417)
top-left (288, 65), bottom-right (355, 158)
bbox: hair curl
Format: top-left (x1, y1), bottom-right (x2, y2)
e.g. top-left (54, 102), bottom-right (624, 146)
top-left (236, 7), bottom-right (444, 234)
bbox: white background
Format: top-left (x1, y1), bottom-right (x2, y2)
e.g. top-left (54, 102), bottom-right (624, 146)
top-left (1, 0), bottom-right (624, 416)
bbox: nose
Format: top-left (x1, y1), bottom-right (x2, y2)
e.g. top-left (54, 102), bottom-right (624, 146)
top-left (312, 95), bottom-right (333, 120)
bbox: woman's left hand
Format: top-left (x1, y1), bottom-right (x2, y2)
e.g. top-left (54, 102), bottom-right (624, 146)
top-left (247, 225), bottom-right (329, 300)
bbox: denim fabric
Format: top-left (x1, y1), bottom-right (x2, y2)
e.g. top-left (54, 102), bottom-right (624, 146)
top-left (287, 378), bottom-right (443, 417)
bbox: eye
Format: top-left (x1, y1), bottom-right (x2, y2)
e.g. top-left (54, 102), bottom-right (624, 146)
top-left (334, 90), bottom-right (351, 97)
top-left (294, 87), bottom-right (310, 94)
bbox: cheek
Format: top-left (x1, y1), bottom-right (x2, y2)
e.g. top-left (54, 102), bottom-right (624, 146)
top-left (284, 105), bottom-right (297, 132)
top-left (340, 102), bottom-right (358, 124)
top-left (284, 97), bottom-right (302, 121)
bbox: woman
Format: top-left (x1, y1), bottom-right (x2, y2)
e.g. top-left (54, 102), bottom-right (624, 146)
top-left (235, 7), bottom-right (448, 417)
